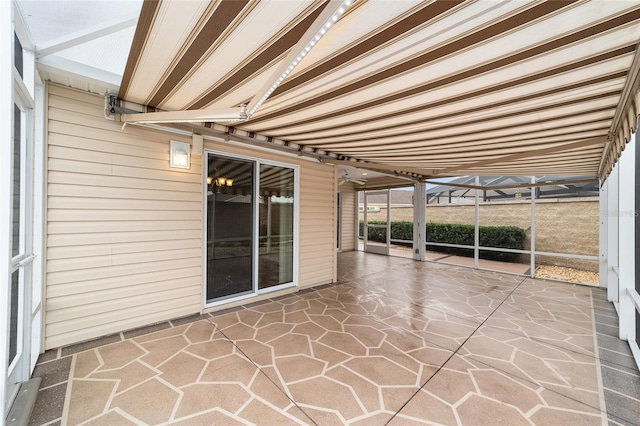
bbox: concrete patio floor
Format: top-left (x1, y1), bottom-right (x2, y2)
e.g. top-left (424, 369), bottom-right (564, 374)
top-left (361, 242), bottom-right (601, 285)
top-left (359, 242), bottom-right (532, 277)
top-left (29, 252), bottom-right (639, 425)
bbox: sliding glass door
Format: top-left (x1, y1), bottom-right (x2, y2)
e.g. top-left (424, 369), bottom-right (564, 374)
top-left (259, 164), bottom-right (294, 289)
top-left (206, 155), bottom-right (255, 301)
top-left (205, 152), bottom-right (297, 305)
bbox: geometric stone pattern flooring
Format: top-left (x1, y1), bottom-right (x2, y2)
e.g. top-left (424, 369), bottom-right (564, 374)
top-left (28, 252), bottom-right (639, 425)
top-left (591, 288), bottom-right (640, 426)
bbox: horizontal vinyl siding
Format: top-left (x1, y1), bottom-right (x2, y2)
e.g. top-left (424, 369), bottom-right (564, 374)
top-left (341, 185), bottom-right (357, 251)
top-left (298, 162), bottom-right (336, 287)
top-left (45, 85), bottom-right (337, 348)
top-left (45, 84), bottom-right (202, 349)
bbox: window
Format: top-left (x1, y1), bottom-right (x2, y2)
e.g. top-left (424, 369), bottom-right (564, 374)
top-left (14, 33), bottom-right (23, 78)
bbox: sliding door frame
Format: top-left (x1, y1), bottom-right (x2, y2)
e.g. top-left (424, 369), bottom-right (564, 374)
top-left (202, 149), bottom-right (299, 309)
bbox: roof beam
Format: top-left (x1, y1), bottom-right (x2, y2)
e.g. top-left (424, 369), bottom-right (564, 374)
top-left (425, 177), bottom-right (597, 192)
top-left (121, 106), bottom-right (247, 125)
top-left (321, 158), bottom-right (429, 178)
top-left (13, 4), bottom-right (34, 51)
top-left (37, 55), bottom-right (121, 91)
top-left (36, 12), bottom-right (139, 58)
top-left (435, 136), bottom-right (607, 175)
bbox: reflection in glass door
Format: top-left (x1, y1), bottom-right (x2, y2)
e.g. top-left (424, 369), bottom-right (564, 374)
top-left (258, 164), bottom-right (294, 289)
top-left (206, 155), bottom-right (255, 302)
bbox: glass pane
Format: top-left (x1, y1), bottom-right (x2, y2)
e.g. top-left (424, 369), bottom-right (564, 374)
top-left (364, 191), bottom-right (388, 254)
top-left (534, 176), bottom-right (599, 284)
top-left (389, 186), bottom-right (413, 258)
top-left (14, 33), bottom-right (23, 78)
top-left (426, 177), bottom-right (477, 264)
top-left (477, 176), bottom-right (531, 275)
top-left (206, 155), bottom-right (254, 301)
top-left (367, 226), bottom-right (387, 245)
top-left (9, 269), bottom-right (19, 366)
top-left (259, 164), bottom-right (294, 289)
top-left (12, 104), bottom-right (21, 258)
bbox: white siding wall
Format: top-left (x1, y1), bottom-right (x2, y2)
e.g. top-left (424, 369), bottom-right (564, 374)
top-left (300, 164), bottom-right (336, 286)
top-left (45, 85), bottom-right (337, 348)
top-left (340, 184), bottom-right (357, 251)
top-left (45, 85), bottom-right (202, 348)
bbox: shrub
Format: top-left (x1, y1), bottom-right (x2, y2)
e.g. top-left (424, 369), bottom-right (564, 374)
top-left (359, 221), bottom-right (526, 262)
top-left (359, 221), bottom-right (413, 244)
top-left (426, 222), bottom-right (525, 262)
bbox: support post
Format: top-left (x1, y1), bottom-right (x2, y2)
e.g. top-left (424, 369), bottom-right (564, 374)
top-left (386, 189), bottom-right (391, 255)
top-left (530, 176), bottom-right (536, 278)
top-left (363, 192), bottom-right (368, 252)
top-left (474, 176), bottom-right (479, 269)
top-left (413, 182), bottom-right (426, 261)
top-left (608, 164), bottom-right (620, 304)
top-left (618, 135), bottom-right (635, 341)
top-left (599, 178), bottom-right (608, 288)
top-left (355, 191), bottom-right (360, 250)
top-left (636, 126), bottom-right (640, 349)
top-left (266, 196), bottom-right (272, 254)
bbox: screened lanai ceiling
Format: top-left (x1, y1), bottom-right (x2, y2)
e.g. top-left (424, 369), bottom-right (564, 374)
top-left (114, 1), bottom-right (640, 180)
top-left (426, 175), bottom-right (600, 202)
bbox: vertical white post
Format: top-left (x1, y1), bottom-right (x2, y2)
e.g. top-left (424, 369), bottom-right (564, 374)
top-left (363, 192), bottom-right (368, 252)
top-left (386, 189), bottom-right (391, 255)
top-left (474, 176), bottom-right (479, 269)
top-left (608, 164), bottom-right (620, 305)
top-left (618, 136), bottom-right (635, 341)
top-left (413, 182), bottom-right (426, 261)
top-left (530, 176), bottom-right (536, 278)
top-left (1, 0), bottom-right (13, 416)
top-left (31, 83), bottom-right (45, 367)
top-left (599, 178), bottom-right (608, 288)
top-left (266, 196), bottom-right (272, 254)
top-left (354, 190), bottom-right (359, 250)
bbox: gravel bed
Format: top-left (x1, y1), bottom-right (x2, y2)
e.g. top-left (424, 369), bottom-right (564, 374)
top-left (535, 265), bottom-right (599, 285)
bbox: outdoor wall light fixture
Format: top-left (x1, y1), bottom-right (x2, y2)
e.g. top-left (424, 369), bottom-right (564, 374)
top-left (170, 140), bottom-right (190, 169)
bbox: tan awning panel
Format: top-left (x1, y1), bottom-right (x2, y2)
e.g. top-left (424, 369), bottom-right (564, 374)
top-left (119, 0), bottom-right (640, 180)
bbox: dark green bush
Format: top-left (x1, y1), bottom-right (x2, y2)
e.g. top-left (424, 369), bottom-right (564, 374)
top-left (426, 222), bottom-right (525, 261)
top-left (359, 221), bottom-right (413, 244)
top-left (359, 221), bottom-right (525, 262)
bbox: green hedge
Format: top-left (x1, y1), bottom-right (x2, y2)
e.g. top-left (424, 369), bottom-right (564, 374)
top-left (359, 221), bottom-right (412, 245)
top-left (359, 221), bottom-right (525, 262)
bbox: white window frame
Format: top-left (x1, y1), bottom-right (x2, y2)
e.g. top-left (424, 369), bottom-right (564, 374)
top-left (4, 4), bottom-right (40, 415)
top-left (0, 11), bottom-right (42, 415)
